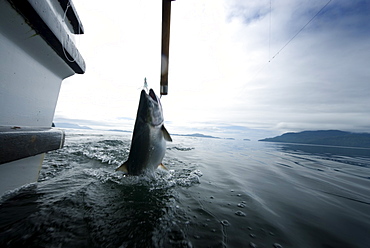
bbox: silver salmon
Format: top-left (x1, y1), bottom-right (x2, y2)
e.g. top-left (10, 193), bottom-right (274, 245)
top-left (116, 89), bottom-right (172, 175)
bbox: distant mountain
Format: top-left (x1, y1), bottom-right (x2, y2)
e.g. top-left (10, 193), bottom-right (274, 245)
top-left (108, 129), bottom-right (131, 133)
top-left (54, 122), bottom-right (92, 130)
top-left (173, 133), bottom-right (221, 139)
top-left (259, 130), bottom-right (370, 148)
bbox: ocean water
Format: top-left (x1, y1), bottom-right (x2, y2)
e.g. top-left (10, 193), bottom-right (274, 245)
top-left (1, 129), bottom-right (370, 248)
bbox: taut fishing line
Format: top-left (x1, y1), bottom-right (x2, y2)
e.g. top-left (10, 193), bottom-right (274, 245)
top-left (270, 0), bottom-right (332, 61)
top-left (247, 0), bottom-right (332, 84)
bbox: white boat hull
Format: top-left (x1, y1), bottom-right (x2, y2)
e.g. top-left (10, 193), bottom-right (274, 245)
top-left (0, 0), bottom-right (85, 196)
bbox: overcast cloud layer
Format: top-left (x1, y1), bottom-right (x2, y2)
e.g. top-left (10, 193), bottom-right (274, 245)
top-left (55, 0), bottom-right (370, 137)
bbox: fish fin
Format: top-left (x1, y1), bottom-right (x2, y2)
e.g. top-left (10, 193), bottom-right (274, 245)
top-left (162, 125), bottom-right (172, 142)
top-left (116, 161), bottom-right (129, 173)
top-left (158, 163), bottom-right (168, 171)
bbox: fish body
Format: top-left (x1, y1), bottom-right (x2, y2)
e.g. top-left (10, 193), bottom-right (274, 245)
top-left (116, 89), bottom-right (172, 175)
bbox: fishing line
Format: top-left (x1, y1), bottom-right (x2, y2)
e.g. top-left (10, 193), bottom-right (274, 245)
top-left (137, 77), bottom-right (149, 92)
top-left (244, 0), bottom-right (332, 85)
top-left (270, 0), bottom-right (332, 61)
top-left (195, 198), bottom-right (229, 247)
top-left (269, 0), bottom-right (271, 62)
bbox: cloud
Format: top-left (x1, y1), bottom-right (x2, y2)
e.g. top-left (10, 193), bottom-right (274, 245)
top-left (225, 1), bottom-right (271, 24)
top-left (210, 0), bottom-right (370, 133)
top-left (55, 0), bottom-right (370, 135)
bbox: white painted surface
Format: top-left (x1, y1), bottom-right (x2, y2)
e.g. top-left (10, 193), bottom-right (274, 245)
top-left (0, 0), bottom-right (75, 128)
top-left (0, 0), bottom-right (81, 195)
top-left (0, 154), bottom-right (44, 196)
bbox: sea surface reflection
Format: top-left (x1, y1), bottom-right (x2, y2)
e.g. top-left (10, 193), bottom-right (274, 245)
top-left (0, 130), bottom-right (369, 247)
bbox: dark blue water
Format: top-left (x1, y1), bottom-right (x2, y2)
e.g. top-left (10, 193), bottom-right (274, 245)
top-left (1, 129), bottom-right (370, 248)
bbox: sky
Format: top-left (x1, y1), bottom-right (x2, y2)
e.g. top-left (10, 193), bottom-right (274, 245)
top-left (54, 0), bottom-right (370, 139)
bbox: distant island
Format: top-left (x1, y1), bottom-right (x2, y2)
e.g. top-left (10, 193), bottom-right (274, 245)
top-left (54, 122), bottom-right (92, 130)
top-left (173, 133), bottom-right (239, 140)
top-left (259, 130), bottom-right (370, 148)
top-left (108, 129), bottom-right (131, 133)
top-left (173, 133), bottom-right (221, 139)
